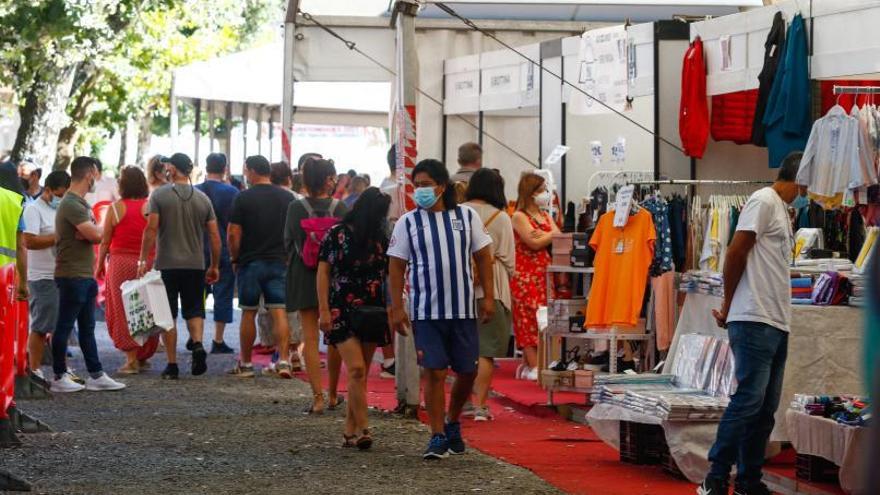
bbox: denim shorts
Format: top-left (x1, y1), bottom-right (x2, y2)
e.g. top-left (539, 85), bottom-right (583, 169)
top-left (412, 319), bottom-right (478, 373)
top-left (28, 279), bottom-right (58, 334)
top-left (238, 259), bottom-right (286, 310)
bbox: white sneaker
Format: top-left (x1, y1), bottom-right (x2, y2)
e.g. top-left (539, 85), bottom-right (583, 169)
top-left (526, 367), bottom-right (538, 381)
top-left (85, 373), bottom-right (126, 392)
top-left (50, 374), bottom-right (85, 393)
top-left (32, 368), bottom-right (45, 380)
top-left (515, 364), bottom-right (525, 380)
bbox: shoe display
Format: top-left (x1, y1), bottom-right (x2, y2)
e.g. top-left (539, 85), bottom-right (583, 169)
top-left (210, 340), bottom-right (235, 354)
top-left (380, 362), bottom-right (396, 379)
top-left (422, 434), bottom-right (450, 460)
top-left (85, 373), bottom-right (126, 391)
top-left (697, 478), bottom-right (729, 495)
top-left (228, 362), bottom-right (256, 378)
top-left (191, 343), bottom-right (207, 376)
top-left (444, 421), bottom-right (465, 455)
top-left (50, 374), bottom-right (85, 393)
top-left (474, 406), bottom-right (493, 422)
top-left (161, 364), bottom-right (179, 380)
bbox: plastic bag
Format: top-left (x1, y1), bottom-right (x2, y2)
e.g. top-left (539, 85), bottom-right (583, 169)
top-left (120, 270), bottom-right (173, 345)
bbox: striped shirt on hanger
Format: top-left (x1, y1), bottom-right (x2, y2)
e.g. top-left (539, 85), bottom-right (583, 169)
top-left (387, 205), bottom-right (492, 321)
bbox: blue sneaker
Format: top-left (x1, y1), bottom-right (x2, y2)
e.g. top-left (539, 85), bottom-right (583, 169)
top-left (422, 434), bottom-right (449, 460)
top-left (445, 421), bottom-right (465, 455)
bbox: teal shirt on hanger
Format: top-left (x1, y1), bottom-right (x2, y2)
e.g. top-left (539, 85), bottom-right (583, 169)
top-left (762, 14), bottom-right (812, 168)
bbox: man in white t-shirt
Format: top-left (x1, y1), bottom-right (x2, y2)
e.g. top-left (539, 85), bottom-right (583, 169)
top-left (699, 153), bottom-right (803, 495)
top-left (22, 170), bottom-right (70, 379)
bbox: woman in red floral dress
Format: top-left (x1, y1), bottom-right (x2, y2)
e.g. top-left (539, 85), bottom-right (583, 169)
top-left (511, 173), bottom-right (559, 381)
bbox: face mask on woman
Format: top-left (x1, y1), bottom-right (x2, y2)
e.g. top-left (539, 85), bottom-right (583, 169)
top-left (414, 186), bottom-right (440, 209)
top-left (534, 190), bottom-right (551, 208)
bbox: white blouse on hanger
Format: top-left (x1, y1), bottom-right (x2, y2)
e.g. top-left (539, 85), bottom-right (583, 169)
top-left (796, 105), bottom-right (877, 207)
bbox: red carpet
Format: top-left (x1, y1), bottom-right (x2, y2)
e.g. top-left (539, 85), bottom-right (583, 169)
top-left (254, 350), bottom-right (840, 495)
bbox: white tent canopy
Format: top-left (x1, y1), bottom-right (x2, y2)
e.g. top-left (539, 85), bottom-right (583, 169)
top-left (173, 42), bottom-right (391, 121)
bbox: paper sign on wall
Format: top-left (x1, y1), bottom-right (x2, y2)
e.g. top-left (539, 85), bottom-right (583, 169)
top-left (720, 35), bottom-right (733, 72)
top-left (544, 145), bottom-right (570, 166)
top-left (590, 141), bottom-right (603, 166)
top-left (611, 137), bottom-right (626, 164)
top-left (570, 25), bottom-right (628, 116)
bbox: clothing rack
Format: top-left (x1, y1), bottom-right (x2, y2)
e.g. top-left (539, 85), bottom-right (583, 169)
top-left (629, 179), bottom-right (773, 186)
top-left (587, 169), bottom-right (656, 194)
top-left (833, 85), bottom-right (880, 95)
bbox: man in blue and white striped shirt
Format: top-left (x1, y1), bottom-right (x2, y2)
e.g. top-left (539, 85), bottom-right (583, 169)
top-left (388, 158), bottom-right (495, 460)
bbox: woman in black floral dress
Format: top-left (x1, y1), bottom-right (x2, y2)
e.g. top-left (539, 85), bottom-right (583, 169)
top-left (317, 187), bottom-right (391, 450)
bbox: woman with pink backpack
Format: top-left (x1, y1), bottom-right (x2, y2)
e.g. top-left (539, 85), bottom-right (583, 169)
top-left (284, 158), bottom-right (349, 414)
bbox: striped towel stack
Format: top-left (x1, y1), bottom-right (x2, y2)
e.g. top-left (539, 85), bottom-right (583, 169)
top-left (791, 277), bottom-right (813, 305)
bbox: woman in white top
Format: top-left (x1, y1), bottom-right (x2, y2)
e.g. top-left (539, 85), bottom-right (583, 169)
top-left (463, 169), bottom-right (515, 421)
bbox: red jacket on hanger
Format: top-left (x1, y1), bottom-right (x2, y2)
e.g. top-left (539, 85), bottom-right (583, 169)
top-left (680, 37), bottom-right (709, 159)
top-left (711, 89), bottom-right (759, 145)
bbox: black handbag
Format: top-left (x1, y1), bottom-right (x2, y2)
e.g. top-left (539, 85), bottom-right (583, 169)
top-left (348, 305), bottom-right (389, 342)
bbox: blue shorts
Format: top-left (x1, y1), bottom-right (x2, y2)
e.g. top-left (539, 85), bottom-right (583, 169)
top-left (237, 259), bottom-right (286, 310)
top-left (412, 319), bottom-right (479, 374)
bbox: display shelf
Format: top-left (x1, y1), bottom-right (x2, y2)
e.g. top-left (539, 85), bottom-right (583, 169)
top-left (546, 329), bottom-right (653, 341)
top-left (547, 265), bottom-right (595, 274)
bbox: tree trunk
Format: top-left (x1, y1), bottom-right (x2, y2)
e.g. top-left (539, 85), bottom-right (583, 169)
top-left (11, 64), bottom-right (77, 171)
top-left (135, 112), bottom-right (154, 167)
top-left (55, 125), bottom-right (79, 171)
top-left (118, 120), bottom-right (129, 169)
top-left (54, 64), bottom-right (99, 170)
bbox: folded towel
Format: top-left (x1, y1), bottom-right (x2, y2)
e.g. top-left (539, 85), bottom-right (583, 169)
top-left (792, 298), bottom-right (814, 305)
top-left (790, 278), bottom-right (813, 288)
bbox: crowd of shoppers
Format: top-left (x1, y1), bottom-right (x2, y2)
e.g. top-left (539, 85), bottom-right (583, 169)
top-left (14, 139), bottom-right (569, 457)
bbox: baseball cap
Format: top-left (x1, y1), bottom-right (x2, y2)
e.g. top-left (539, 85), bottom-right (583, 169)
top-left (161, 153), bottom-right (193, 175)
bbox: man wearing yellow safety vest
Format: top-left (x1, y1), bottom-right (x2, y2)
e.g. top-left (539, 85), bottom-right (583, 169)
top-left (0, 161), bottom-right (29, 302)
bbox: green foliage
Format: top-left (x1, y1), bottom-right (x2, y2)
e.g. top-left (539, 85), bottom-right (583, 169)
top-left (0, 0), bottom-right (285, 153)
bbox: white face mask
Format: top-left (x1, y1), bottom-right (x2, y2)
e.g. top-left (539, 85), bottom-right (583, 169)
top-left (534, 191), bottom-right (551, 208)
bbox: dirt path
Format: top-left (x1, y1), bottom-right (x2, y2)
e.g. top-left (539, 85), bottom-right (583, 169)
top-left (1, 321), bottom-right (562, 495)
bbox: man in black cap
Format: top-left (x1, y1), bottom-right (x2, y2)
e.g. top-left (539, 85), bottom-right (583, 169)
top-left (138, 153), bottom-right (221, 379)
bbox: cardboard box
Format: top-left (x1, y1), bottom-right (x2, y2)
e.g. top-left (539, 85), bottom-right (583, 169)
top-left (574, 369), bottom-right (594, 389)
top-left (552, 233), bottom-right (573, 254)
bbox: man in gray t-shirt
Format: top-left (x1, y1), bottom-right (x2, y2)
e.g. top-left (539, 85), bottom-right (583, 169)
top-left (138, 153), bottom-right (220, 380)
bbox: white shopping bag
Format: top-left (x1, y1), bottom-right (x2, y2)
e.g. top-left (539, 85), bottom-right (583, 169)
top-left (120, 270), bottom-right (174, 345)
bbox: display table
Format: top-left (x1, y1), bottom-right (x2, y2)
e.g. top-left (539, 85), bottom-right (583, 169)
top-left (664, 293), bottom-right (865, 442)
top-left (785, 410), bottom-right (867, 494)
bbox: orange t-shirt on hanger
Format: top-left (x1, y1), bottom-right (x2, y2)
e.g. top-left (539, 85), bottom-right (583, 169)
top-left (585, 208), bottom-right (656, 328)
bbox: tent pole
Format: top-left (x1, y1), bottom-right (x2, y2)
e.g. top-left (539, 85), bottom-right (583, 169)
top-left (281, 0), bottom-right (301, 165)
top-left (209, 101), bottom-right (216, 153)
top-left (392, 0), bottom-right (420, 212)
top-left (242, 103), bottom-right (249, 162)
top-left (224, 102), bottom-right (233, 180)
top-left (194, 99), bottom-right (202, 168)
top-left (257, 105), bottom-right (264, 156)
top-left (170, 75), bottom-right (179, 150)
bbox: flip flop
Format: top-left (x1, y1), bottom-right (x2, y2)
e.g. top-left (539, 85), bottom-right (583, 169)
top-left (327, 395), bottom-right (345, 411)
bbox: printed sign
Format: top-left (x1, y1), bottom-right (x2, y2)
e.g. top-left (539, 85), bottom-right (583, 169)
top-left (544, 145), bottom-right (571, 166)
top-left (570, 25), bottom-right (629, 116)
top-left (590, 141), bottom-right (603, 166)
top-left (611, 137), bottom-right (626, 164)
top-left (613, 185), bottom-right (635, 228)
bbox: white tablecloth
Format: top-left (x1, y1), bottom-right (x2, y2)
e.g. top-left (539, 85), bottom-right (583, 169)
top-left (785, 409), bottom-right (867, 494)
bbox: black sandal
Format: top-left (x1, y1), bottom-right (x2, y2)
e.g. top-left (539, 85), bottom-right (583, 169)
top-left (327, 395), bottom-right (345, 411)
top-left (343, 433), bottom-right (357, 448)
top-left (356, 429), bottom-right (373, 451)
top-left (303, 393), bottom-right (325, 415)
